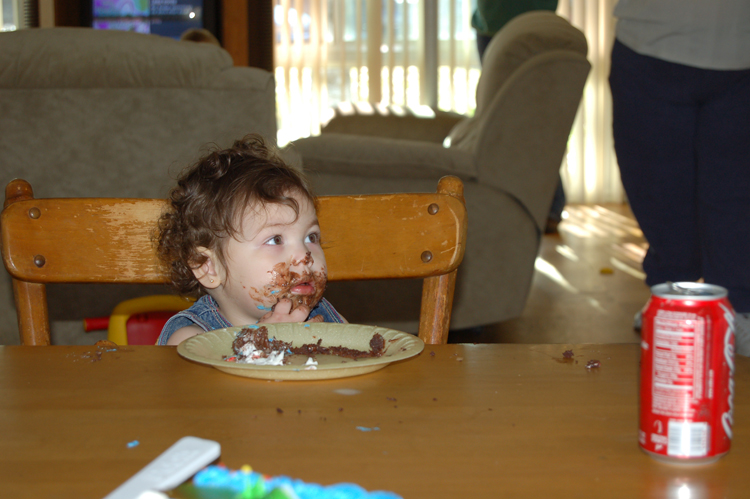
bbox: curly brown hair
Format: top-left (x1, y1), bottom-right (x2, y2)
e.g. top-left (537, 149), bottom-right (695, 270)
top-left (156, 134), bottom-right (315, 297)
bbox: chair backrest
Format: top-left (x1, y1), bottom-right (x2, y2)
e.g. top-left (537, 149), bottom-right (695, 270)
top-left (1, 177), bottom-right (467, 346)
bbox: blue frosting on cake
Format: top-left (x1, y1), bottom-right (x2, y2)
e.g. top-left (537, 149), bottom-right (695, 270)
top-left (192, 465), bottom-right (402, 499)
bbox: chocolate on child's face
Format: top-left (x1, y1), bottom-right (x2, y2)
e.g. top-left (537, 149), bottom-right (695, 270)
top-left (218, 193), bottom-right (327, 325)
top-left (249, 251), bottom-right (327, 311)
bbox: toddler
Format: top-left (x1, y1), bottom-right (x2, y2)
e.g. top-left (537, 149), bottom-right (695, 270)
top-left (156, 134), bottom-right (345, 346)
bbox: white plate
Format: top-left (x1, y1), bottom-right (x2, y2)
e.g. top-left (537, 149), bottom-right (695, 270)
top-left (177, 323), bottom-right (424, 380)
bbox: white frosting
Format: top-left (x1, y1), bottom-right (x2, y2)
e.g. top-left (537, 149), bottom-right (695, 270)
top-left (236, 343), bottom-right (286, 365)
top-left (304, 357), bottom-right (318, 370)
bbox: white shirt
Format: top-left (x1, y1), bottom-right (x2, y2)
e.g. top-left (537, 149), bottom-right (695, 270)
top-left (614, 0), bottom-right (750, 70)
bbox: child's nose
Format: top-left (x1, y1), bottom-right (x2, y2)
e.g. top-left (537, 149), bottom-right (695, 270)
top-left (291, 250), bottom-right (314, 268)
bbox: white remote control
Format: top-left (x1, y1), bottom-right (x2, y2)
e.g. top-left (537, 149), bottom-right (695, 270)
top-left (104, 436), bottom-right (221, 499)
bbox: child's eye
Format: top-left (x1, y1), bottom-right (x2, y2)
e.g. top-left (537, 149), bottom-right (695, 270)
top-left (266, 235), bottom-right (283, 246)
top-left (305, 232), bottom-right (320, 244)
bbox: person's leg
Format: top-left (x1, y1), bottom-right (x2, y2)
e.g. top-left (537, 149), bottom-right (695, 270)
top-left (476, 33), bottom-right (494, 64)
top-left (610, 40), bottom-right (702, 287)
top-left (549, 175), bottom-right (566, 216)
top-left (545, 175), bottom-right (566, 233)
top-left (694, 68), bottom-right (750, 352)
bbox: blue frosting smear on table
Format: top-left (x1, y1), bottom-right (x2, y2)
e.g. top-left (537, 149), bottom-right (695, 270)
top-left (184, 465), bottom-right (402, 499)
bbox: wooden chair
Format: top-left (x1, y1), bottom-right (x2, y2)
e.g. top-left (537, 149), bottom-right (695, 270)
top-left (1, 176), bottom-right (467, 346)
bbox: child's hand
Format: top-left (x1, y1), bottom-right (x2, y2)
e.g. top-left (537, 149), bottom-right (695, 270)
top-left (258, 298), bottom-right (324, 324)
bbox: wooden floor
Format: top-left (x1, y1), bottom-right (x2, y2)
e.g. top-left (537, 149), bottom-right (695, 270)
top-left (450, 203), bottom-right (650, 345)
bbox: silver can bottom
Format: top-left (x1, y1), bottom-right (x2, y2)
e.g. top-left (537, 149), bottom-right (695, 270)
top-left (641, 448), bottom-right (728, 466)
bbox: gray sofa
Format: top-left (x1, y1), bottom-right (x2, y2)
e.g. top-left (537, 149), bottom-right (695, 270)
top-left (288, 12), bottom-right (591, 334)
top-left (0, 27), bottom-right (276, 345)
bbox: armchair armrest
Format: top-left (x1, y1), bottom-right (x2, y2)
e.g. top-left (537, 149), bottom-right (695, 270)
top-left (322, 112), bottom-right (464, 144)
top-left (288, 133), bottom-right (477, 180)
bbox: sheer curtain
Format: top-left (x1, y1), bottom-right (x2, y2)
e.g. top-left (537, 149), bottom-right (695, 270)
top-left (274, 0), bottom-right (623, 203)
top-left (559, 0), bottom-right (622, 203)
top-left (1, 0), bottom-right (21, 30)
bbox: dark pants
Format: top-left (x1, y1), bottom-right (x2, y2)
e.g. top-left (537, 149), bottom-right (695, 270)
top-left (610, 40), bottom-right (750, 312)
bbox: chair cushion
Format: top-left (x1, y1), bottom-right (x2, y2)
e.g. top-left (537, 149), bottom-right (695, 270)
top-left (289, 134), bottom-right (478, 180)
top-left (0, 27), bottom-right (235, 89)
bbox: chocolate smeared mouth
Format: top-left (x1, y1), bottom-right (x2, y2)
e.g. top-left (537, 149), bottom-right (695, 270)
top-left (250, 262), bottom-right (328, 312)
top-left (290, 281), bottom-right (313, 293)
top-left (289, 274), bottom-right (314, 288)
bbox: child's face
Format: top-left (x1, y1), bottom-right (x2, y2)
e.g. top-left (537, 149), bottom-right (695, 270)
top-left (210, 192), bottom-right (327, 325)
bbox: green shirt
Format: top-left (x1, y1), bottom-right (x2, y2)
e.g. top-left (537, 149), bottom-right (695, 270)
top-left (472, 0), bottom-right (559, 36)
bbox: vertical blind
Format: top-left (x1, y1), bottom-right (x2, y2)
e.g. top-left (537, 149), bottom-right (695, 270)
top-left (1, 0), bottom-right (20, 30)
top-left (274, 0), bottom-right (623, 203)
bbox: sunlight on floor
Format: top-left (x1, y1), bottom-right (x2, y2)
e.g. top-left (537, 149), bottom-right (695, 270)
top-left (534, 257), bottom-right (578, 294)
top-left (553, 205), bottom-right (647, 284)
top-left (610, 257), bottom-right (647, 280)
top-left (561, 205), bottom-right (644, 239)
top-left (468, 203), bottom-right (650, 345)
top-left (555, 244), bottom-right (579, 262)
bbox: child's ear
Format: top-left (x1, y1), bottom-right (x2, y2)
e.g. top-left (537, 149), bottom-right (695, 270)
top-left (192, 247), bottom-right (222, 289)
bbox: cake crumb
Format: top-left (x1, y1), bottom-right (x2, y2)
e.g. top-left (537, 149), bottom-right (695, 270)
top-left (95, 339), bottom-right (119, 350)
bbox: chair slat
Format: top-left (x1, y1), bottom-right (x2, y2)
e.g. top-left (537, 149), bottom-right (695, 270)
top-left (2, 199), bottom-right (167, 283)
top-left (319, 192), bottom-right (465, 280)
top-left (3, 193), bottom-right (465, 283)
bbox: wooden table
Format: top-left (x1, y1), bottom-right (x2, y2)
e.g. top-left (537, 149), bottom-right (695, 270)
top-left (1, 343), bottom-right (749, 498)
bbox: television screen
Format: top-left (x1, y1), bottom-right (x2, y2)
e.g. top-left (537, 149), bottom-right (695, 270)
top-left (94, 0), bottom-right (149, 18)
top-left (90, 0), bottom-right (210, 40)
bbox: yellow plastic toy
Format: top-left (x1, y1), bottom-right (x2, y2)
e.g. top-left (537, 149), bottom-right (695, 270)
top-left (94, 295), bottom-right (195, 345)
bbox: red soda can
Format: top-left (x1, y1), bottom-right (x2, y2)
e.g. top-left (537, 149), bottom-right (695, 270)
top-left (639, 282), bottom-right (735, 463)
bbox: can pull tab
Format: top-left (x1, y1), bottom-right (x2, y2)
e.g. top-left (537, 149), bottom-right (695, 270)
top-left (667, 282), bottom-right (716, 296)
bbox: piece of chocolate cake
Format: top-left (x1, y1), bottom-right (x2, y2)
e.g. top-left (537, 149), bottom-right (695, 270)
top-left (228, 326), bottom-right (386, 365)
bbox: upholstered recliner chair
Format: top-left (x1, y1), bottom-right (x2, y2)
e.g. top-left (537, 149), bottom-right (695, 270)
top-left (0, 27), bottom-right (276, 345)
top-left (287, 12), bottom-right (591, 334)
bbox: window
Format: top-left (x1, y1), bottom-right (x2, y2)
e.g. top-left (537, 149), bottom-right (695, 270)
top-left (274, 0), bottom-right (480, 144)
top-left (274, 0), bottom-right (624, 203)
